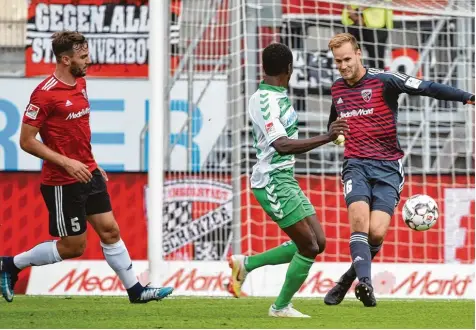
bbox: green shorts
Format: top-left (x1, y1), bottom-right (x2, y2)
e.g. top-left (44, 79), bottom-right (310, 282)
top-left (252, 169), bottom-right (315, 229)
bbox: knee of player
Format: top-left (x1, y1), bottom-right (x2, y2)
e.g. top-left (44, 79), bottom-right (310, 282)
top-left (350, 214), bottom-right (369, 232)
top-left (369, 231), bottom-right (385, 245)
top-left (369, 211), bottom-right (392, 244)
top-left (99, 223), bottom-right (121, 244)
top-left (300, 240), bottom-right (320, 259)
top-left (316, 236), bottom-right (326, 254)
top-left (348, 201), bottom-right (370, 228)
top-left (75, 241), bottom-right (87, 257)
top-left (58, 238), bottom-right (87, 259)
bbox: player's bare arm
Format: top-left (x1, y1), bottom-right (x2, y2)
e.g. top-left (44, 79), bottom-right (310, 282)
top-left (272, 119), bottom-right (349, 155)
top-left (20, 123), bottom-right (92, 183)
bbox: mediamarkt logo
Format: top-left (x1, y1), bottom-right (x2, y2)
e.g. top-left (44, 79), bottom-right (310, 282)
top-left (66, 107), bottom-right (90, 120)
top-left (298, 270), bottom-right (473, 297)
top-left (48, 267), bottom-right (232, 293)
top-left (163, 268), bottom-right (231, 291)
top-left (46, 266), bottom-right (473, 298)
top-left (340, 108), bottom-right (373, 118)
top-left (49, 268), bottom-right (149, 292)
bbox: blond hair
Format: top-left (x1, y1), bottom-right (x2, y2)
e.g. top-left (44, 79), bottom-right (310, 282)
top-left (328, 33), bottom-right (360, 51)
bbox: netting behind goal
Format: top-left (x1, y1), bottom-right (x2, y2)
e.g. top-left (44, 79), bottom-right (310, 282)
top-left (158, 0), bottom-right (236, 261)
top-left (160, 0), bottom-right (475, 264)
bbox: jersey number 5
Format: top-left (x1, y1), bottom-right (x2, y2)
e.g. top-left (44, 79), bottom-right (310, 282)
top-left (71, 217), bottom-right (81, 232)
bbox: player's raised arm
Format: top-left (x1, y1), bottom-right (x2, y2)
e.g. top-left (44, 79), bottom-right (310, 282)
top-left (382, 71), bottom-right (475, 104)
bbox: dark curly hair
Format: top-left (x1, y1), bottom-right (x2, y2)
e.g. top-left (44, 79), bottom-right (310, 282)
top-left (262, 43), bottom-right (293, 76)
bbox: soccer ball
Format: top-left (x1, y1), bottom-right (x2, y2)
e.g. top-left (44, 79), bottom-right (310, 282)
top-left (402, 194), bottom-right (439, 231)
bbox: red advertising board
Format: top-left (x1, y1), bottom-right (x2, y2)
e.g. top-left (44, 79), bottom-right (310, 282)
top-left (25, 261), bottom-right (475, 299)
top-left (0, 172), bottom-right (473, 293)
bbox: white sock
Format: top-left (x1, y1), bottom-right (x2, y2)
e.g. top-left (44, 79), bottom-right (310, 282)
top-left (101, 239), bottom-right (139, 290)
top-left (13, 240), bottom-right (63, 270)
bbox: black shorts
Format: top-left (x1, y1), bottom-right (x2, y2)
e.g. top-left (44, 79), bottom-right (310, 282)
top-left (341, 158), bottom-right (405, 216)
top-left (40, 169), bottom-right (112, 237)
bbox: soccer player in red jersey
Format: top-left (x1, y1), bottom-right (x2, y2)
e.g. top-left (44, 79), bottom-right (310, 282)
top-left (324, 33), bottom-right (474, 307)
top-left (0, 31), bottom-right (173, 303)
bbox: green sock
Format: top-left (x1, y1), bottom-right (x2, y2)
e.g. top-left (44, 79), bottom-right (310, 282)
top-left (274, 252), bottom-right (314, 310)
top-left (244, 241), bottom-right (297, 272)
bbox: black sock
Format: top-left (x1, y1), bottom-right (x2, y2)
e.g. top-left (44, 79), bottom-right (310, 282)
top-left (345, 242), bottom-right (382, 280)
top-left (127, 282), bottom-right (144, 301)
top-left (349, 232), bottom-right (372, 283)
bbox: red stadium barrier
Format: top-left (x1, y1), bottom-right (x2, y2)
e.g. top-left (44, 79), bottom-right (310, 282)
top-left (1, 172), bottom-right (473, 293)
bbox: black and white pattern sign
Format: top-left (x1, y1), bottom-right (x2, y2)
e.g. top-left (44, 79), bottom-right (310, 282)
top-left (146, 179), bottom-right (233, 260)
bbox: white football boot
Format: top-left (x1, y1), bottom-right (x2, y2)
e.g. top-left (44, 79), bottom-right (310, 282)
top-left (268, 303), bottom-right (310, 318)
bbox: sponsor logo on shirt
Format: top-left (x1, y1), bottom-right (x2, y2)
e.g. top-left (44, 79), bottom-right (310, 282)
top-left (66, 107), bottom-right (90, 120)
top-left (340, 108), bottom-right (374, 118)
top-left (282, 109), bottom-right (298, 127)
top-left (265, 122), bottom-right (275, 134)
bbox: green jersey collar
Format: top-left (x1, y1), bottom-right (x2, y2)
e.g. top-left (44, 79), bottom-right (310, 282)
top-left (259, 81), bottom-right (287, 93)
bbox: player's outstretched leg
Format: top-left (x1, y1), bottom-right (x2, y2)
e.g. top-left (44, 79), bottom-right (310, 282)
top-left (0, 257), bottom-right (20, 302)
top-left (248, 172), bottom-right (325, 316)
top-left (324, 242), bottom-right (382, 305)
top-left (88, 211), bottom-right (173, 303)
top-left (228, 241), bottom-right (297, 298)
top-left (268, 215), bottom-right (325, 318)
top-left (100, 239), bottom-right (174, 303)
top-left (1, 240), bottom-right (64, 302)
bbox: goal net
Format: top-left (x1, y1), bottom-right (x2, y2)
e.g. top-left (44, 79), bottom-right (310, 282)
top-left (154, 0), bottom-right (475, 265)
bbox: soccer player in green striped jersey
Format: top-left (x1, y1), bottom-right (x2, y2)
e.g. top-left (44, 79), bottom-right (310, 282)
top-left (227, 43), bottom-right (349, 317)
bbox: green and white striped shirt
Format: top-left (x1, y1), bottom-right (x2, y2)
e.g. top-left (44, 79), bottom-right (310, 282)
top-left (248, 81), bottom-right (299, 188)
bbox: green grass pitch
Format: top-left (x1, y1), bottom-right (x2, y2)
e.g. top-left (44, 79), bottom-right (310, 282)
top-left (0, 296), bottom-right (474, 328)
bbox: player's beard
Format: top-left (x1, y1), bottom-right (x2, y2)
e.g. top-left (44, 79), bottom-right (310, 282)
top-left (70, 63), bottom-right (87, 77)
